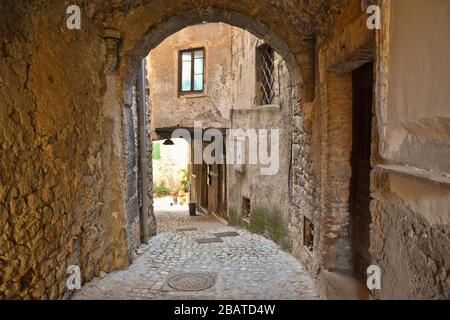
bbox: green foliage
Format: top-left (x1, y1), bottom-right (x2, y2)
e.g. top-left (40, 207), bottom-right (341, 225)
top-left (267, 214), bottom-right (283, 245)
top-left (154, 181), bottom-right (170, 197)
top-left (228, 208), bottom-right (240, 226)
top-left (249, 207), bottom-right (290, 250)
top-left (179, 169), bottom-right (189, 193)
top-left (250, 212), bottom-right (266, 234)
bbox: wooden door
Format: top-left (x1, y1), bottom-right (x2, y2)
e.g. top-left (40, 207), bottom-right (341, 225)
top-left (217, 163), bottom-right (227, 219)
top-left (351, 62), bottom-right (374, 279)
top-left (207, 164), bottom-right (216, 214)
top-left (200, 162), bottom-right (208, 210)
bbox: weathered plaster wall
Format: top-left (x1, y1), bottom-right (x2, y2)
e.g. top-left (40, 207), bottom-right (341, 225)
top-left (371, 172), bottom-right (450, 299)
top-left (383, 0), bottom-right (450, 172)
top-left (227, 30), bottom-right (292, 249)
top-left (231, 28), bottom-right (291, 111)
top-left (148, 23), bottom-right (234, 134)
top-left (369, 0), bottom-right (450, 299)
top-left (229, 107), bottom-right (291, 248)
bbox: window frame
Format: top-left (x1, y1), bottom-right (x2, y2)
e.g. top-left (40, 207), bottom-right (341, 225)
top-left (255, 43), bottom-right (276, 106)
top-left (178, 47), bottom-right (205, 95)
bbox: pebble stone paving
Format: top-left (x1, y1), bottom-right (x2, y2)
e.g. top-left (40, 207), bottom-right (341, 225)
top-left (72, 209), bottom-right (320, 300)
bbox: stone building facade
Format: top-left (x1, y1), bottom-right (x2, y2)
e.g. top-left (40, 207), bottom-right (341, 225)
top-left (147, 24), bottom-right (293, 232)
top-left (0, 0), bottom-right (449, 300)
top-left (148, 23), bottom-right (234, 136)
top-left (227, 30), bottom-right (293, 249)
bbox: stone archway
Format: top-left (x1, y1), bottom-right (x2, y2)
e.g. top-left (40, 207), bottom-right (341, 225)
top-left (109, 5), bottom-right (318, 251)
top-left (0, 0), bottom-right (346, 300)
top-left (118, 7), bottom-right (315, 103)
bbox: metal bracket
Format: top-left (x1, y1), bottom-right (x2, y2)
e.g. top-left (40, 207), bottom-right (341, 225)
top-left (103, 28), bottom-right (122, 74)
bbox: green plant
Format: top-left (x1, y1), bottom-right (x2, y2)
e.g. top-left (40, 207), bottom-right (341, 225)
top-left (154, 181), bottom-right (170, 197)
top-left (228, 208), bottom-right (240, 226)
top-left (249, 212), bottom-right (266, 234)
top-left (249, 207), bottom-right (289, 249)
top-left (179, 169), bottom-right (189, 193)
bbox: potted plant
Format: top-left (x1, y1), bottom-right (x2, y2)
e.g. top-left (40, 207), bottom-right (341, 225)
top-left (154, 181), bottom-right (170, 198)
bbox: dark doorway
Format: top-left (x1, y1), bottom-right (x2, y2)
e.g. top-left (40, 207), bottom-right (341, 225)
top-left (201, 161), bottom-right (209, 210)
top-left (217, 163), bottom-right (227, 219)
top-left (350, 62), bottom-right (374, 279)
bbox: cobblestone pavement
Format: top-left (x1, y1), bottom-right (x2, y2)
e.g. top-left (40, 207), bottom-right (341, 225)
top-left (72, 210), bottom-right (320, 300)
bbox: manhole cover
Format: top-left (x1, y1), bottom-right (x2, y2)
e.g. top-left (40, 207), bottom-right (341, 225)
top-left (167, 273), bottom-right (216, 292)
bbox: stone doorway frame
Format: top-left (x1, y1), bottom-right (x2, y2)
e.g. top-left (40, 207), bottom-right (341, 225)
top-left (316, 1), bottom-right (390, 282)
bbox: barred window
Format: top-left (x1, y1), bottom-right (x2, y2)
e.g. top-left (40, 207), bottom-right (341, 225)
top-left (255, 43), bottom-right (276, 105)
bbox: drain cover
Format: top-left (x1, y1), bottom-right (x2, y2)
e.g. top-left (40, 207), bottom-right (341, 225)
top-left (195, 238), bottom-right (223, 244)
top-left (176, 228), bottom-right (198, 232)
top-left (213, 231), bottom-right (240, 238)
top-left (167, 273), bottom-right (216, 292)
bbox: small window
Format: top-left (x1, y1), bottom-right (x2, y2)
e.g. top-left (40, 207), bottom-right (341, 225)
top-left (255, 43), bottom-right (276, 105)
top-left (179, 48), bottom-right (205, 94)
top-left (242, 197), bottom-right (251, 218)
top-left (303, 216), bottom-right (314, 254)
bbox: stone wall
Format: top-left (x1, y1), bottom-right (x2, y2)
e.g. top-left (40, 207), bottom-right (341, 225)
top-left (124, 83), bottom-right (141, 251)
top-left (288, 95), bottom-right (321, 274)
top-left (291, 0), bottom-right (450, 299)
top-left (0, 1), bottom-right (131, 299)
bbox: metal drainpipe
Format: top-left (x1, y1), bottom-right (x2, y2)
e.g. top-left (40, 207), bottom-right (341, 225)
top-left (138, 59), bottom-right (150, 244)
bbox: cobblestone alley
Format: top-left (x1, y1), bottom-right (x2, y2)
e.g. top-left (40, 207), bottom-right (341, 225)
top-left (73, 208), bottom-right (319, 300)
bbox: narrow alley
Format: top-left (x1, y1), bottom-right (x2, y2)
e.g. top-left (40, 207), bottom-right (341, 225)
top-left (1, 0), bottom-right (449, 302)
top-left (73, 204), bottom-right (319, 300)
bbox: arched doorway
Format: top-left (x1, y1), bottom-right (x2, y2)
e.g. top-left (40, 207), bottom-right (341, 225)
top-left (113, 6), bottom-right (314, 250)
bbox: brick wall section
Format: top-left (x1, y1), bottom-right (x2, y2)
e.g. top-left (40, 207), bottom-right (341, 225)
top-left (319, 73), bottom-right (353, 272)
